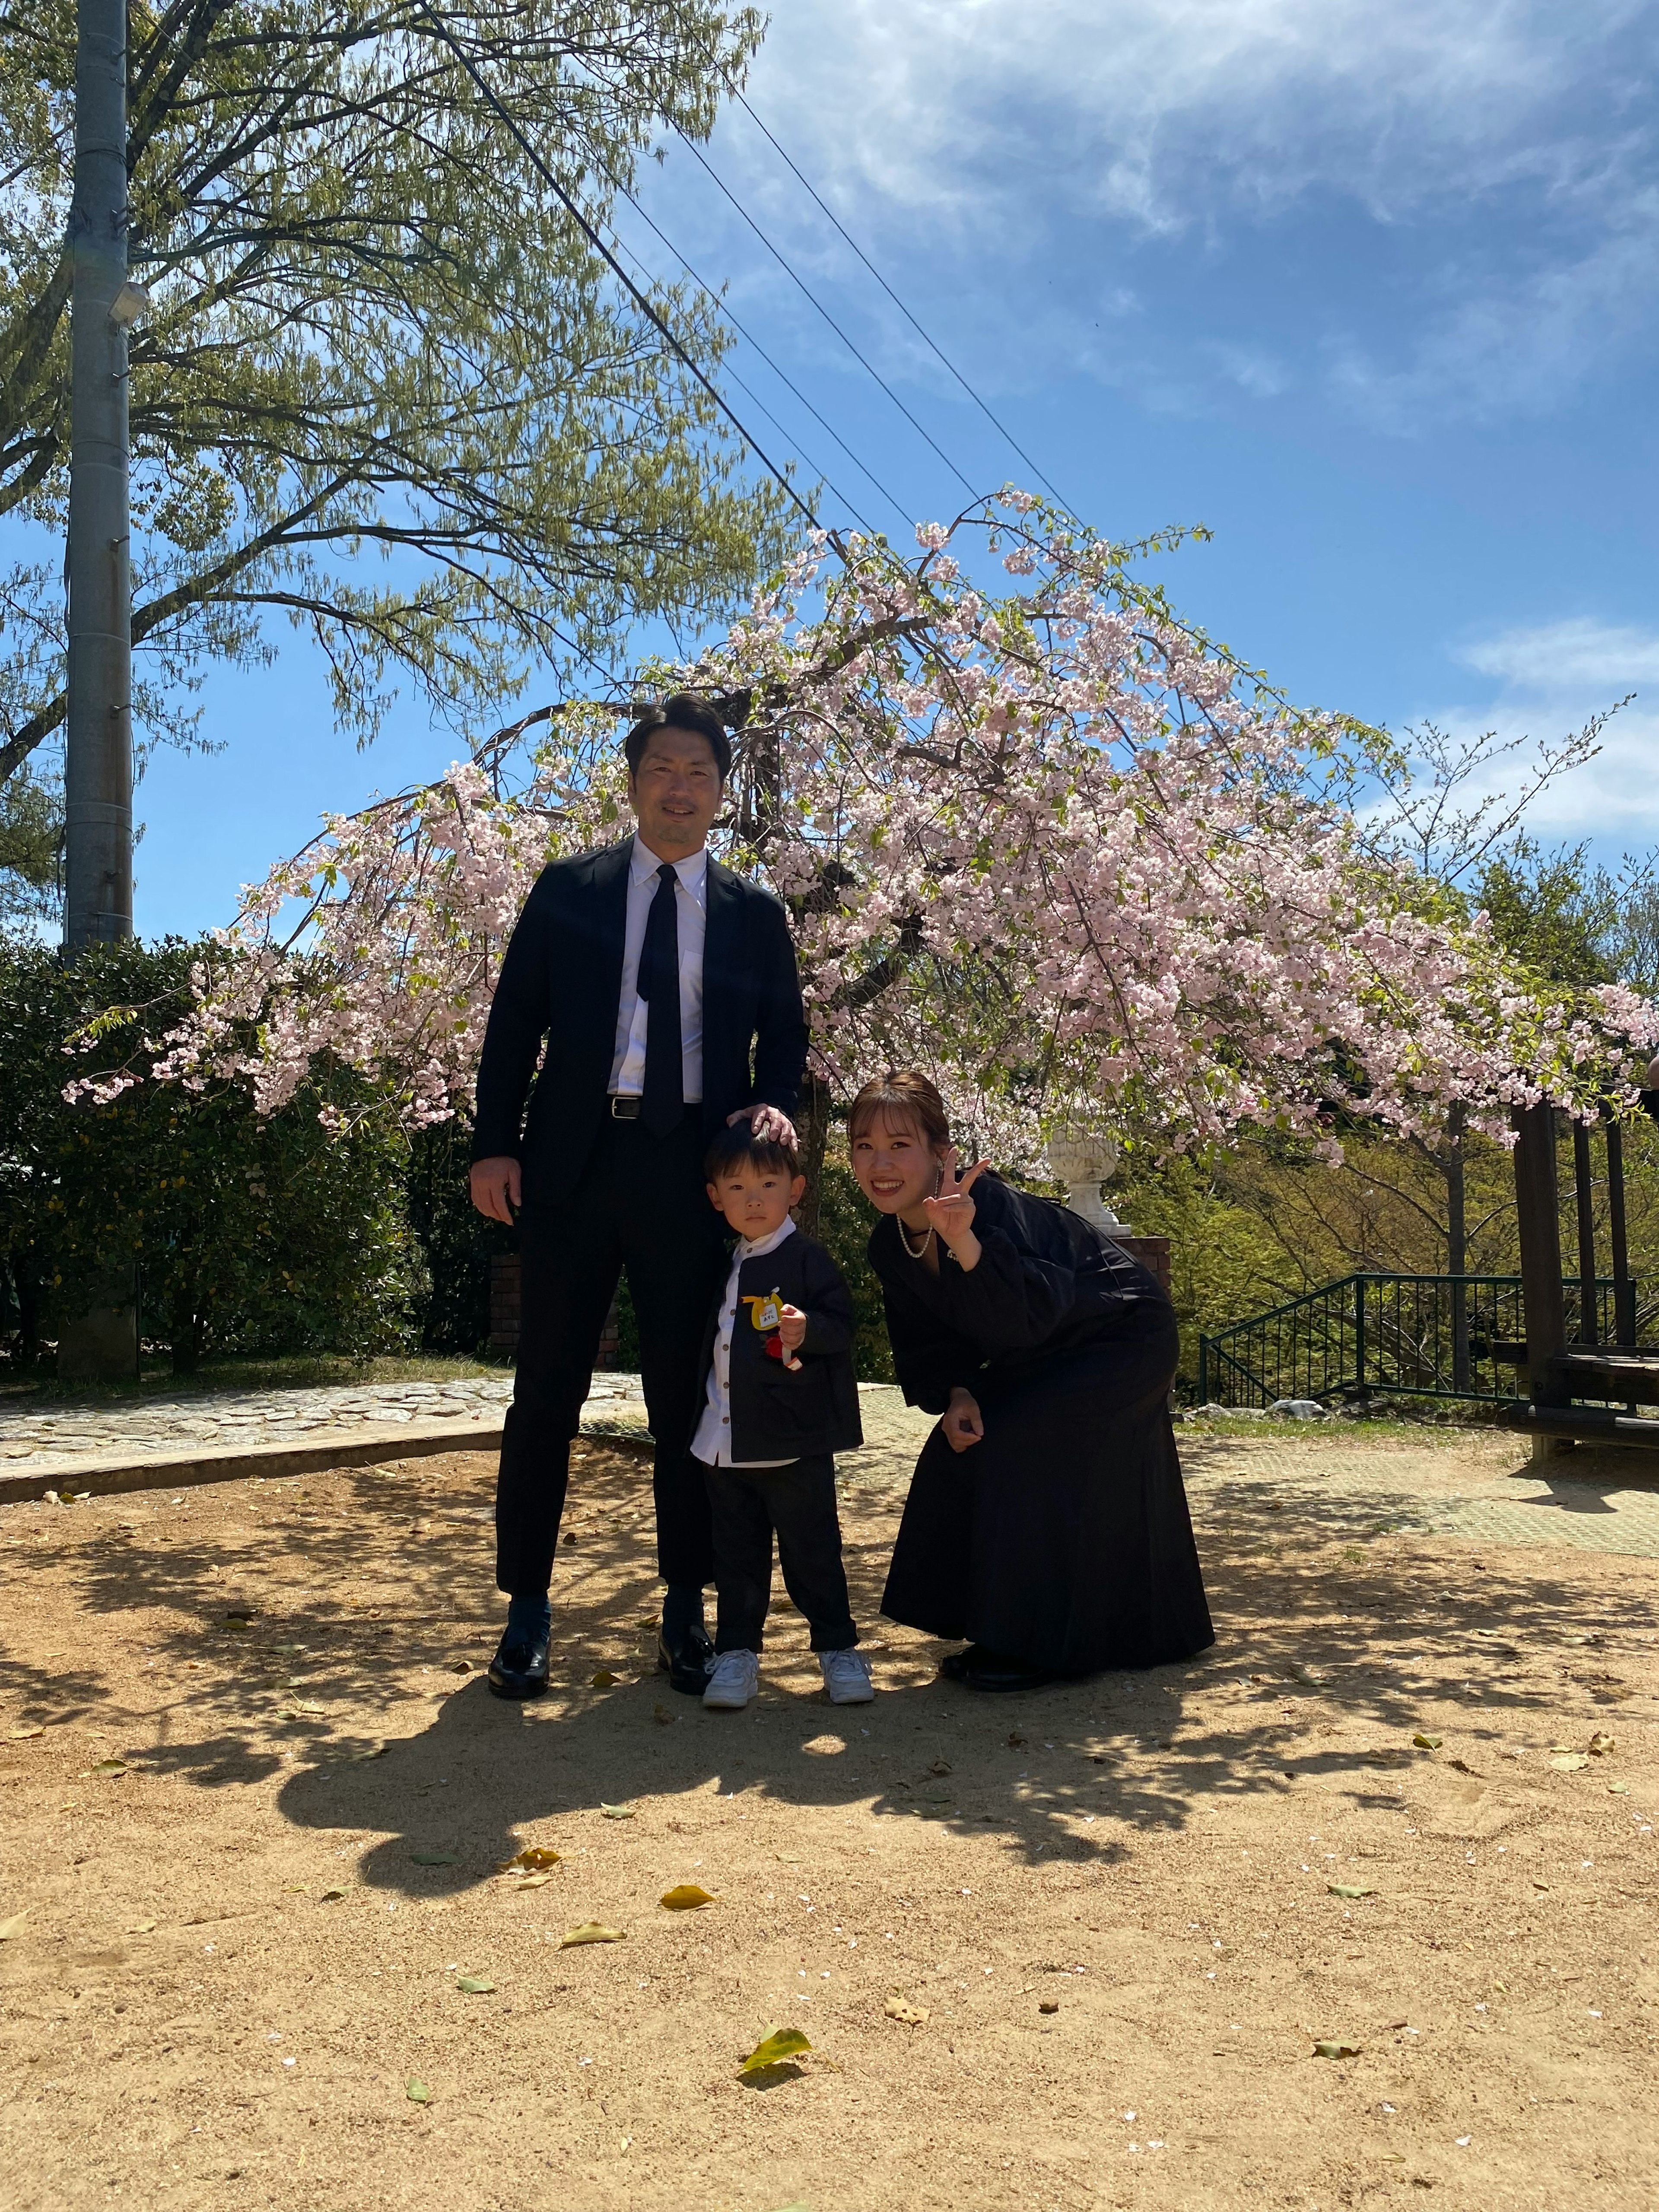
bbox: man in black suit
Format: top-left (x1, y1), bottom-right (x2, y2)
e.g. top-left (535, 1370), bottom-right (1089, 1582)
top-left (469, 695), bottom-right (807, 1700)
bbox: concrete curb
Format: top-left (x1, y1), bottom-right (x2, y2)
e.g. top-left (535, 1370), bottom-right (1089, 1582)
top-left (0, 1412), bottom-right (656, 1507)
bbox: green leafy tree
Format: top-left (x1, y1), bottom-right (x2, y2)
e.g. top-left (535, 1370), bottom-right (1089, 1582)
top-left (0, 0), bottom-right (782, 798)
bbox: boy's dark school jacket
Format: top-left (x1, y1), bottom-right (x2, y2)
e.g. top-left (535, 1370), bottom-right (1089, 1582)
top-left (696, 1230), bottom-right (864, 1463)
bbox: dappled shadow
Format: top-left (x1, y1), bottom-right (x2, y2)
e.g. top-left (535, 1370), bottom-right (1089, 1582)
top-left (3, 1437), bottom-right (1653, 1881)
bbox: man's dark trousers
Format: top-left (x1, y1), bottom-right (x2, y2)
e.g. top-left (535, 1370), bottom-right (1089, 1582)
top-left (497, 1115), bottom-right (728, 1597)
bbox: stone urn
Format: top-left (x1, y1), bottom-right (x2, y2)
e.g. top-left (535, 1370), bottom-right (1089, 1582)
top-left (1044, 1125), bottom-right (1129, 1235)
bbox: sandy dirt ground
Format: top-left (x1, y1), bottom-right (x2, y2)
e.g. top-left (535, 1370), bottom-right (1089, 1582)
top-left (1, 1431), bottom-right (1656, 2212)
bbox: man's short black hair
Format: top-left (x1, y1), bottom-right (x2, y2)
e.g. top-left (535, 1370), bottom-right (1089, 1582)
top-left (703, 1121), bottom-right (801, 1185)
top-left (624, 693), bottom-right (732, 784)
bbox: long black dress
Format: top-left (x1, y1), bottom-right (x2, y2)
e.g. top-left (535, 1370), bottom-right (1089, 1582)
top-left (872, 1174), bottom-right (1213, 1674)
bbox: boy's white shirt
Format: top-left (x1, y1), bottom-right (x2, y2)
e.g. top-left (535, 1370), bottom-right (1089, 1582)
top-left (692, 1215), bottom-right (798, 1468)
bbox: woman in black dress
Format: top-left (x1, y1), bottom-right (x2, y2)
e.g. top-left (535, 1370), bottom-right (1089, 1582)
top-left (849, 1071), bottom-right (1213, 1692)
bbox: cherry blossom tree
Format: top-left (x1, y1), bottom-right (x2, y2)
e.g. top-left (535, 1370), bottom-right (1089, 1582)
top-left (90, 497), bottom-right (1659, 1163)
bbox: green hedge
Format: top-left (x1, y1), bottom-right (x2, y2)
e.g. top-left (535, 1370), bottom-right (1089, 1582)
top-left (0, 935), bottom-right (424, 1373)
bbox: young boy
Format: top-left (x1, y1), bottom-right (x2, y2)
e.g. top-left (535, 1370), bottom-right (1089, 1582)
top-left (692, 1124), bottom-right (871, 1709)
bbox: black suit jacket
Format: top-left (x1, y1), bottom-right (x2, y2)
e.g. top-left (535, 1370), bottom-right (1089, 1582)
top-left (470, 840), bottom-right (808, 1169)
top-left (695, 1230), bottom-right (864, 1462)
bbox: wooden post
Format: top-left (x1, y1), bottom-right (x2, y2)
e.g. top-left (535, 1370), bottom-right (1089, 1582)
top-left (1607, 1120), bottom-right (1634, 1348)
top-left (1512, 1103), bottom-right (1568, 1411)
top-left (1572, 1119), bottom-right (1598, 1345)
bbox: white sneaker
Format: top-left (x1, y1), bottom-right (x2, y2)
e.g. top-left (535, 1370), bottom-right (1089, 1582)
top-left (820, 1647), bottom-right (874, 1704)
top-left (702, 1649), bottom-right (760, 1710)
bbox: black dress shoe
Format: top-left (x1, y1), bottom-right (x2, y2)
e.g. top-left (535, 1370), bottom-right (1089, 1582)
top-left (486, 1631), bottom-right (550, 1700)
top-left (960, 1646), bottom-right (1061, 1694)
top-left (658, 1621), bottom-right (715, 1696)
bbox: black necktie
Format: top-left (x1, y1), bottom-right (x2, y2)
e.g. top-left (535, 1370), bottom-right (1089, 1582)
top-left (638, 861), bottom-right (683, 1136)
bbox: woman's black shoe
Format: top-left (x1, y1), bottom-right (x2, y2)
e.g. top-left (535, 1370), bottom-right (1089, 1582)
top-left (937, 1644), bottom-right (982, 1683)
top-left (961, 1647), bottom-right (1060, 1694)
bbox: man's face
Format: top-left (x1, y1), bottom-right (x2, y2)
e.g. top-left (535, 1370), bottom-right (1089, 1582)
top-left (628, 726), bottom-right (723, 858)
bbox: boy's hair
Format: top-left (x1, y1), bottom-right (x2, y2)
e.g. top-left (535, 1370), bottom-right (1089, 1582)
top-left (624, 693), bottom-right (732, 784)
top-left (847, 1068), bottom-right (951, 1150)
top-left (703, 1121), bottom-right (801, 1184)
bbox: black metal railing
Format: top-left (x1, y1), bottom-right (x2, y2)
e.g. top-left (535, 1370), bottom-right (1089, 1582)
top-left (1195, 1273), bottom-right (1656, 1410)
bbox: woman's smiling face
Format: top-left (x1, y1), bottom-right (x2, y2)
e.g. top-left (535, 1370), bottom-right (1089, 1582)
top-left (849, 1111), bottom-right (941, 1217)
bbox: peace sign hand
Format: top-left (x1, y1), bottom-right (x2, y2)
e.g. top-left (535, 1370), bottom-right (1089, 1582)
top-left (923, 1148), bottom-right (990, 1265)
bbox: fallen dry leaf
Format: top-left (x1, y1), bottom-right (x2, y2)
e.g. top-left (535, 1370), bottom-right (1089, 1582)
top-left (515, 1873), bottom-right (554, 1891)
top-left (559, 1923), bottom-right (626, 1948)
top-left (1550, 1753), bottom-right (1590, 1773)
top-left (0, 1911), bottom-right (28, 1941)
top-left (500, 1847), bottom-right (562, 1872)
top-left (411, 1851), bottom-right (457, 1867)
top-left (589, 1671), bottom-right (620, 1689)
top-left (884, 1994), bottom-right (930, 2026)
top-left (1328, 1883), bottom-right (1376, 1899)
top-left (127, 1917), bottom-right (157, 1934)
top-left (1411, 1733), bottom-right (1443, 1751)
top-left (599, 1802), bottom-right (634, 1820)
top-left (405, 2077), bottom-right (432, 2105)
top-left (1039, 1999), bottom-right (1059, 2015)
top-left (928, 1758), bottom-right (953, 1776)
top-left (739, 2026), bottom-right (812, 2075)
top-left (1313, 2039), bottom-right (1361, 2059)
top-left (320, 1886), bottom-right (346, 1902)
top-left (652, 1703), bottom-right (674, 1726)
top-left (455, 1974), bottom-right (496, 1993)
top-left (1588, 1732), bottom-right (1616, 1757)
top-left (660, 1884), bottom-right (716, 1910)
top-left (92, 1758), bottom-right (127, 1777)
top-left (9, 1725), bottom-right (44, 1740)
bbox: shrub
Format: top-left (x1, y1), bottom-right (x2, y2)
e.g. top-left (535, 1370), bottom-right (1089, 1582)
top-left (0, 934), bottom-right (421, 1374)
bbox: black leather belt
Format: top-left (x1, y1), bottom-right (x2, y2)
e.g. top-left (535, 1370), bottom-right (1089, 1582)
top-left (609, 1095), bottom-right (643, 1120)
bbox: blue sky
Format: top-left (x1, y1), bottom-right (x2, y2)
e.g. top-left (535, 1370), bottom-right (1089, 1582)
top-left (116, 0), bottom-right (1659, 931)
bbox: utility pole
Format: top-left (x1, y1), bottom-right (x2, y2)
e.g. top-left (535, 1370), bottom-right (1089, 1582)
top-left (64, 0), bottom-right (136, 951)
top-left (58, 0), bottom-right (143, 1382)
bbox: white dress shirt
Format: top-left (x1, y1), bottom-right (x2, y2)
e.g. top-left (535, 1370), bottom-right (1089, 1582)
top-left (608, 834), bottom-right (707, 1101)
top-left (692, 1217), bottom-right (798, 1468)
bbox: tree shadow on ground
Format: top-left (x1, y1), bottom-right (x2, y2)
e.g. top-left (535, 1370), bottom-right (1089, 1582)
top-left (5, 1441), bottom-right (1652, 1881)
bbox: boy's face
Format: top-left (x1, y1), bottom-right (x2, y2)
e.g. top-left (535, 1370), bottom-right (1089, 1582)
top-left (707, 1161), bottom-right (807, 1241)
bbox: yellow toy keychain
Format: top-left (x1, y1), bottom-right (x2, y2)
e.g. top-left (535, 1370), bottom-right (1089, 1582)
top-left (742, 1289), bottom-right (802, 1370)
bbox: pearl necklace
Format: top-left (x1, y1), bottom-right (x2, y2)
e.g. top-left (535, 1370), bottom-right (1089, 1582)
top-left (896, 1215), bottom-right (934, 1261)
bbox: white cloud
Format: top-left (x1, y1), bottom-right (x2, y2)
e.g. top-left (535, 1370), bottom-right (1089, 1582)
top-left (664, 0), bottom-right (1659, 429)
top-left (1459, 617), bottom-right (1659, 693)
top-left (744, 0), bottom-right (1649, 234)
top-left (1440, 617), bottom-right (1659, 844)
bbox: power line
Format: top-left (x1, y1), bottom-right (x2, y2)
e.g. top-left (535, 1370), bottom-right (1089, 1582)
top-left (730, 87), bottom-right (1077, 517)
top-left (604, 181), bottom-right (914, 535)
top-left (598, 214), bottom-right (887, 537)
top-left (416, 10), bottom-right (825, 540)
top-left (669, 123), bottom-right (984, 506)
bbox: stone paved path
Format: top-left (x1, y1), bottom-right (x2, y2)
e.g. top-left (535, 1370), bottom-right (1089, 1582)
top-left (6, 1379), bottom-right (1659, 1562)
top-left (1177, 1430), bottom-right (1659, 1562)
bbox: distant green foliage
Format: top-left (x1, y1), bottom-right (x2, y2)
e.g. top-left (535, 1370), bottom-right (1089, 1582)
top-left (812, 1148), bottom-right (893, 1382)
top-left (0, 934), bottom-right (420, 1372)
top-left (405, 1118), bottom-right (512, 1356)
top-left (0, 765), bottom-right (58, 921)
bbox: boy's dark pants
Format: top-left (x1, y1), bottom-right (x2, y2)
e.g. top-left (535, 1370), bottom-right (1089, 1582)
top-left (703, 1452), bottom-right (857, 1653)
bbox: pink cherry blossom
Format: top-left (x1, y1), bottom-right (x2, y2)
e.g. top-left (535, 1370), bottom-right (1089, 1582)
top-left (124, 499), bottom-right (1657, 1161)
